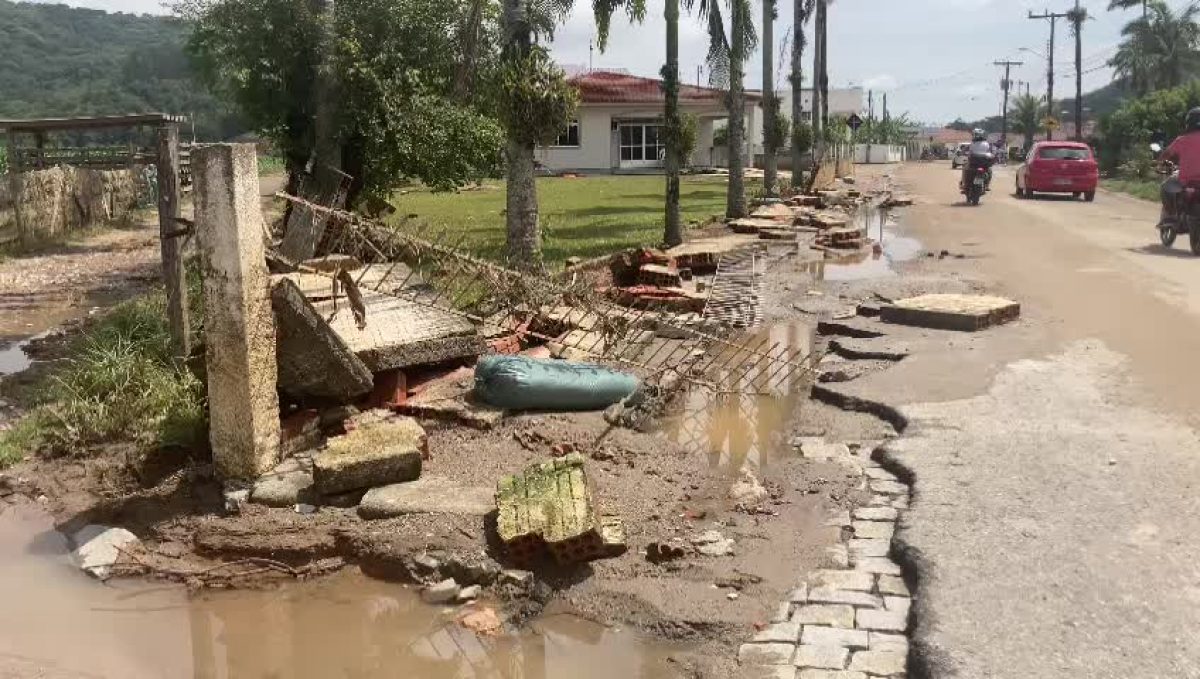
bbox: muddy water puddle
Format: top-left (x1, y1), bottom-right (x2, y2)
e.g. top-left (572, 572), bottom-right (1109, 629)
top-left (822, 207), bottom-right (922, 282)
top-left (663, 320), bottom-right (813, 469)
top-left (0, 506), bottom-right (686, 678)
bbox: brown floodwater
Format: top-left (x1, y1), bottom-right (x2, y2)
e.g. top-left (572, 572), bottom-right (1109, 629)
top-left (0, 505), bottom-right (687, 679)
top-left (665, 320), bottom-right (813, 469)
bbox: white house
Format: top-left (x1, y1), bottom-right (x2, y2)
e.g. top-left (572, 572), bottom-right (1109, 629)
top-left (535, 71), bottom-right (762, 174)
top-left (747, 87), bottom-right (866, 155)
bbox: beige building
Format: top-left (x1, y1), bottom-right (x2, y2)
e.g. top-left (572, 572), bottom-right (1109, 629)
top-left (536, 71), bottom-right (762, 174)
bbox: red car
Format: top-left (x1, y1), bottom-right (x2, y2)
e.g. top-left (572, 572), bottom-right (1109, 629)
top-left (1015, 141), bottom-right (1099, 202)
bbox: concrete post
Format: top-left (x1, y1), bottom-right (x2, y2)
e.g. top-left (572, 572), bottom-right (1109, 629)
top-left (193, 144), bottom-right (281, 479)
top-left (156, 124), bottom-right (189, 359)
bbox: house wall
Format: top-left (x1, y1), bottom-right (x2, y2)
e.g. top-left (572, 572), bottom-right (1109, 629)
top-left (537, 103), bottom-right (732, 173)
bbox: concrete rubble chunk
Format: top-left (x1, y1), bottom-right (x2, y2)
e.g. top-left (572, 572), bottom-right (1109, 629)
top-left (730, 466), bottom-right (770, 506)
top-left (281, 273), bottom-right (485, 371)
top-left (496, 453), bottom-right (626, 566)
top-left (848, 539), bottom-right (891, 559)
top-left (800, 626), bottom-right (870, 650)
top-left (736, 666), bottom-right (798, 679)
top-left (881, 293), bottom-right (1020, 332)
top-left (855, 609), bottom-right (907, 633)
top-left (251, 456), bottom-right (315, 508)
top-left (855, 557), bottom-right (902, 576)
top-left (884, 596), bottom-right (911, 614)
top-left (810, 569), bottom-right (875, 592)
top-left (792, 604), bottom-right (856, 628)
top-left (313, 413), bottom-right (425, 494)
top-left (868, 632), bottom-right (909, 653)
top-left (828, 338), bottom-right (909, 362)
top-left (71, 525), bottom-right (139, 580)
top-left (794, 645), bottom-right (849, 670)
top-left (801, 441), bottom-right (853, 461)
top-left (399, 366), bottom-right (505, 430)
top-left (870, 480), bottom-right (908, 496)
top-left (638, 263), bottom-right (684, 288)
top-left (421, 578), bottom-right (461, 604)
top-left (271, 277), bottom-right (374, 401)
top-left (853, 506), bottom-right (898, 522)
top-left (738, 643), bottom-right (796, 666)
top-left (797, 670), bottom-right (866, 679)
top-left (848, 650), bottom-right (906, 676)
top-left (863, 467), bottom-right (898, 482)
top-left (358, 477), bottom-right (494, 518)
top-left (693, 530), bottom-right (736, 557)
top-left (807, 587), bottom-right (882, 608)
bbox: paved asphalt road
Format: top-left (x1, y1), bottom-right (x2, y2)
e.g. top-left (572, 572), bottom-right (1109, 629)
top-left (855, 163), bottom-right (1200, 678)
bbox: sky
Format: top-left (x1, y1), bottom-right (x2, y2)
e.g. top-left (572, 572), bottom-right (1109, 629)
top-left (28, 0), bottom-right (1187, 123)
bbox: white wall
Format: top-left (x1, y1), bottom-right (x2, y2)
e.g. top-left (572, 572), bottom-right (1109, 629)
top-left (753, 87), bottom-right (866, 153)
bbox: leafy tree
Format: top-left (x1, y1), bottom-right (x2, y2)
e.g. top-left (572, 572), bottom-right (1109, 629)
top-left (1109, 1), bottom-right (1200, 96)
top-left (182, 0), bottom-right (503, 201)
top-left (1109, 0), bottom-right (1149, 17)
top-left (1099, 80), bottom-right (1200, 170)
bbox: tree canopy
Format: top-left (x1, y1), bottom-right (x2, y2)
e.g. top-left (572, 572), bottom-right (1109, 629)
top-left (0, 0), bottom-right (241, 141)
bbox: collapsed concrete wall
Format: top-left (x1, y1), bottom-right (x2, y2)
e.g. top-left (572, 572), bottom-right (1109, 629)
top-left (0, 166), bottom-right (145, 248)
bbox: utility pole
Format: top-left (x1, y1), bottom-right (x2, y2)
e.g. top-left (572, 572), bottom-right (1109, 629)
top-left (1029, 8), bottom-right (1070, 141)
top-left (994, 59), bottom-right (1024, 151)
top-left (868, 90), bottom-right (874, 124)
top-left (883, 93), bottom-right (888, 123)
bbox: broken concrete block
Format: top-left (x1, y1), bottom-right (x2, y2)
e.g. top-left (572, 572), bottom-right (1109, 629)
top-left (637, 263), bottom-right (684, 288)
top-left (881, 294), bottom-right (1020, 332)
top-left (313, 414), bottom-right (425, 494)
top-left (250, 456), bottom-right (315, 507)
top-left (495, 453), bottom-right (624, 566)
top-left (828, 338), bottom-right (909, 362)
top-left (71, 525), bottom-right (139, 580)
top-left (358, 477), bottom-right (494, 519)
top-left (750, 203), bottom-right (797, 220)
top-left (422, 578), bottom-right (461, 604)
top-left (271, 278), bottom-right (374, 401)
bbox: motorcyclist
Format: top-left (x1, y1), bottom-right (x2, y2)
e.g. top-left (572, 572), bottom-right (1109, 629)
top-left (960, 129), bottom-right (996, 193)
top-left (1159, 107), bottom-right (1200, 226)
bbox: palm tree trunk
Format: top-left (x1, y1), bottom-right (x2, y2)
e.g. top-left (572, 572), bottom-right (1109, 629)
top-left (502, 0), bottom-right (542, 271)
top-left (453, 0), bottom-right (485, 102)
top-left (811, 1), bottom-right (823, 138)
top-left (762, 0), bottom-right (777, 197)
top-left (1074, 13), bottom-right (1083, 141)
top-left (819, 2), bottom-right (829, 127)
top-left (790, 0), bottom-right (807, 191)
top-left (726, 1), bottom-right (748, 219)
top-left (663, 0), bottom-right (683, 247)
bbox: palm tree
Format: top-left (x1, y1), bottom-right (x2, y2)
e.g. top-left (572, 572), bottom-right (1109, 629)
top-left (695, 0), bottom-right (757, 218)
top-left (762, 0), bottom-right (778, 197)
top-left (789, 0), bottom-right (815, 189)
top-left (1110, 1), bottom-right (1200, 95)
top-left (1013, 94), bottom-right (1042, 151)
top-left (1109, 0), bottom-right (1149, 18)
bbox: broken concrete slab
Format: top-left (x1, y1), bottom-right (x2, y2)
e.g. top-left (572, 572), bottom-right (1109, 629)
top-left (667, 235), bottom-right (760, 274)
top-left (279, 273), bottom-right (485, 371)
top-left (750, 203), bottom-right (797, 220)
top-left (728, 217), bottom-right (785, 234)
top-left (549, 329), bottom-right (607, 361)
top-left (399, 366), bottom-right (506, 429)
top-left (608, 286), bottom-right (707, 314)
top-left (638, 263), bottom-right (684, 288)
top-left (496, 453), bottom-right (626, 566)
top-left (359, 477), bottom-right (494, 518)
top-left (271, 278), bottom-right (375, 401)
top-left (880, 294), bottom-right (1020, 332)
top-left (313, 413), bottom-right (425, 494)
top-left (250, 456), bottom-right (315, 507)
top-left (828, 338), bottom-right (909, 362)
top-left (71, 525), bottom-right (140, 580)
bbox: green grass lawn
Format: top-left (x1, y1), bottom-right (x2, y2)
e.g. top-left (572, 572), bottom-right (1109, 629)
top-left (387, 175), bottom-right (755, 267)
top-left (1104, 178), bottom-right (1160, 203)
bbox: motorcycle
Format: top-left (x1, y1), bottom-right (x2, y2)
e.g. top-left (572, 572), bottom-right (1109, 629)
top-left (961, 163), bottom-right (990, 206)
top-left (1152, 144), bottom-right (1200, 255)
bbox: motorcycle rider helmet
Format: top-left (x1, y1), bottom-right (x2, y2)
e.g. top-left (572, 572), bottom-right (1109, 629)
top-left (972, 128), bottom-right (987, 142)
top-left (1187, 107), bottom-right (1200, 131)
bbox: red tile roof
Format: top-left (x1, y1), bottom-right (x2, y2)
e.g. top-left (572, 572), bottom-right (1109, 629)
top-left (569, 70), bottom-right (761, 105)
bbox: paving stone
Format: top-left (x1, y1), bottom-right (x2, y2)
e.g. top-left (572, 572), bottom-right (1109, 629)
top-left (358, 477), bottom-right (494, 518)
top-left (863, 467), bottom-right (898, 482)
top-left (792, 605), bottom-right (856, 628)
top-left (800, 626), bottom-right (870, 650)
top-left (855, 557), bottom-right (902, 576)
top-left (890, 495), bottom-right (909, 509)
top-left (852, 506), bottom-right (898, 522)
top-left (868, 494), bottom-right (894, 507)
top-left (876, 575), bottom-right (910, 597)
top-left (789, 584), bottom-right (809, 603)
top-left (824, 510), bottom-right (852, 528)
top-left (772, 602), bottom-right (795, 623)
top-left (797, 671), bottom-right (866, 679)
top-left (855, 609), bottom-right (907, 633)
top-left (870, 480), bottom-right (907, 495)
top-left (754, 622), bottom-right (802, 644)
top-left (794, 645), bottom-right (849, 670)
top-left (868, 632), bottom-right (909, 653)
top-left (824, 545), bottom-right (850, 568)
top-left (880, 293), bottom-right (1019, 332)
top-left (250, 462), bottom-right (315, 508)
top-left (802, 441), bottom-right (853, 461)
top-left (313, 414), bottom-right (425, 494)
top-left (848, 650), bottom-right (906, 676)
top-left (884, 596), bottom-right (911, 614)
top-left (739, 643), bottom-right (797, 666)
top-left (736, 665), bottom-right (798, 679)
top-left (807, 587), bottom-right (883, 608)
top-left (848, 539), bottom-right (890, 558)
top-left (810, 569), bottom-right (875, 592)
top-left (851, 521), bottom-right (894, 540)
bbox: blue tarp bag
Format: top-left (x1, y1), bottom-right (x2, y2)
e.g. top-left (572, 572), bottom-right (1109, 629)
top-left (474, 355), bottom-right (640, 411)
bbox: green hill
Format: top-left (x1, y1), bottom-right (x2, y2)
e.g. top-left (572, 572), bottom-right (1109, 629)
top-left (0, 1), bottom-right (242, 140)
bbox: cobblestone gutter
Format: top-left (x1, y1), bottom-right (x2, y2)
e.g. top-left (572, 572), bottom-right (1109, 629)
top-left (737, 440), bottom-right (913, 679)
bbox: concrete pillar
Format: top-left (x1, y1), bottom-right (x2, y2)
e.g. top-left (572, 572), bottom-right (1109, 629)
top-left (193, 143), bottom-right (280, 479)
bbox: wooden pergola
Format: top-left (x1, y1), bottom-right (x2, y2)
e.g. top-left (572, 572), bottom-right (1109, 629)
top-left (1, 113), bottom-right (192, 357)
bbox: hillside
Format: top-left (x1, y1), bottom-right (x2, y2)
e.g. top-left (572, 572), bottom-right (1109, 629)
top-left (0, 0), bottom-right (242, 140)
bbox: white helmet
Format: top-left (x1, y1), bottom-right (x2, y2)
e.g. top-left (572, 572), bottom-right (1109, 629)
top-left (972, 129), bottom-right (987, 142)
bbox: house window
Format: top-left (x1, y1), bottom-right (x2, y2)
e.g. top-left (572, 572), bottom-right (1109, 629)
top-left (619, 123), bottom-right (665, 164)
top-left (554, 121), bottom-right (581, 147)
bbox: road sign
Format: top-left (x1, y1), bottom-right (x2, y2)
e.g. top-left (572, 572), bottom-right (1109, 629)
top-left (847, 114), bottom-right (864, 132)
top-left (1042, 116), bottom-right (1060, 131)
